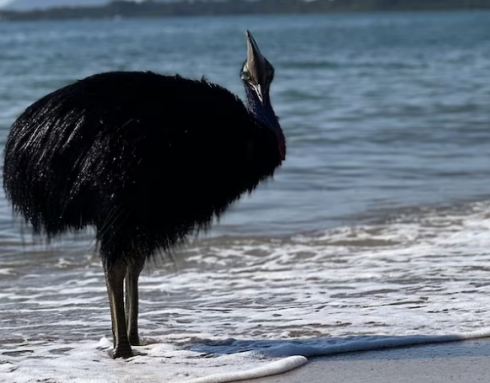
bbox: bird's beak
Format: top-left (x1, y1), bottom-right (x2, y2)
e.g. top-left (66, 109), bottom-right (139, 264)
top-left (245, 30), bottom-right (266, 102)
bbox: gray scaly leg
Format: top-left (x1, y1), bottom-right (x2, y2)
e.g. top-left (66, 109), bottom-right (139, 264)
top-left (125, 257), bottom-right (146, 346)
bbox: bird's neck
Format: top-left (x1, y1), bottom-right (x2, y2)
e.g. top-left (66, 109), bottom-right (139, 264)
top-left (244, 86), bottom-right (285, 162)
top-left (244, 87), bottom-right (278, 130)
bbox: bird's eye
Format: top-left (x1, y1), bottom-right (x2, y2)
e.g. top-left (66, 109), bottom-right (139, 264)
top-left (241, 71), bottom-right (250, 81)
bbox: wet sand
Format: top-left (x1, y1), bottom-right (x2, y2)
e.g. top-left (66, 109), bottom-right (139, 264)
top-left (244, 338), bottom-right (490, 383)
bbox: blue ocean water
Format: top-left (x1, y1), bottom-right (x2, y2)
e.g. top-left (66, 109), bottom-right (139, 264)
top-left (0, 11), bottom-right (489, 240)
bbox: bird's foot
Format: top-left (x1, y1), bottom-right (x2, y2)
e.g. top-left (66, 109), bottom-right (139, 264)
top-left (108, 345), bottom-right (134, 359)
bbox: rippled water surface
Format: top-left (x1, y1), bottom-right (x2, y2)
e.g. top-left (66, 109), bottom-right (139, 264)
top-left (1, 10), bottom-right (490, 383)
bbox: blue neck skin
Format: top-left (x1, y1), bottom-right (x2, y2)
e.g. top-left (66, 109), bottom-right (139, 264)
top-left (244, 85), bottom-right (279, 131)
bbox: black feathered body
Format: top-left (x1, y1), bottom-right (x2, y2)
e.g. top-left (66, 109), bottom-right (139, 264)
top-left (3, 71), bottom-right (282, 267)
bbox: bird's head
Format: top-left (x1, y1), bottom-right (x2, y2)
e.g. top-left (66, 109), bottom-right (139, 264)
top-left (241, 30), bottom-right (285, 162)
top-left (241, 30), bottom-right (275, 106)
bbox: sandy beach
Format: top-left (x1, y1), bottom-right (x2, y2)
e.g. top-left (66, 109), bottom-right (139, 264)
top-left (244, 338), bottom-right (490, 383)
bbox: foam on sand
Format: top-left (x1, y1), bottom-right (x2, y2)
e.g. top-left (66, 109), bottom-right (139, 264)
top-left (3, 329), bottom-right (490, 383)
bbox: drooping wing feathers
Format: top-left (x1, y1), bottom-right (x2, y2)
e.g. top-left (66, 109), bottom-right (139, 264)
top-left (3, 71), bottom-right (281, 265)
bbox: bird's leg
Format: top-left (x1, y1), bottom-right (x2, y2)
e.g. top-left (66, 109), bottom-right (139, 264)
top-left (104, 258), bottom-right (133, 359)
top-left (125, 257), bottom-right (145, 346)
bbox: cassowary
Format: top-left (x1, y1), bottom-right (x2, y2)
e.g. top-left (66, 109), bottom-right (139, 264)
top-left (3, 31), bottom-right (285, 359)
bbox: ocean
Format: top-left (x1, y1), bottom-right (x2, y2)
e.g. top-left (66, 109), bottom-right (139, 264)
top-left (1, 10), bottom-right (490, 383)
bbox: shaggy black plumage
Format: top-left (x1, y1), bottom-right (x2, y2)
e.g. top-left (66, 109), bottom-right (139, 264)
top-left (3, 30), bottom-right (285, 358)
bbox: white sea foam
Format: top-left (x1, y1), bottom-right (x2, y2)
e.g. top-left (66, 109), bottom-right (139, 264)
top-left (2, 201), bottom-right (490, 382)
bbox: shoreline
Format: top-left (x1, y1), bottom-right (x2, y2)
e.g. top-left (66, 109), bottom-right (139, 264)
top-left (241, 338), bottom-right (490, 383)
